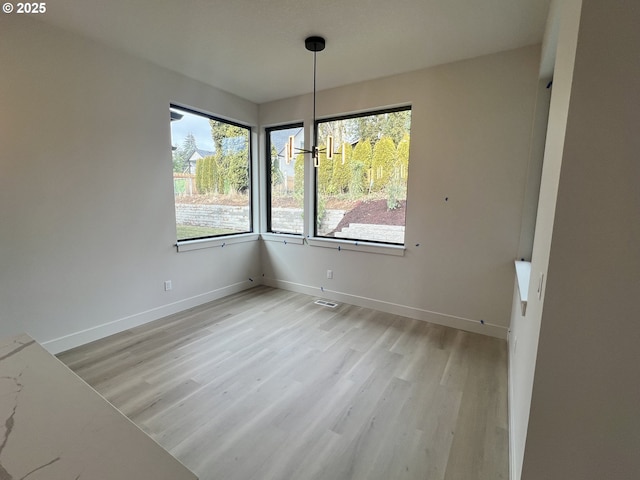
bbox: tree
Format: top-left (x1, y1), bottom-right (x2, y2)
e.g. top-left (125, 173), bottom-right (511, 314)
top-left (341, 110), bottom-right (411, 147)
top-left (380, 110), bottom-right (411, 145)
top-left (214, 153), bottom-right (225, 193)
top-left (349, 161), bottom-right (365, 198)
top-left (207, 155), bottom-right (219, 193)
top-left (396, 133), bottom-right (410, 181)
top-left (371, 136), bottom-right (397, 192)
top-left (271, 145), bottom-right (284, 190)
top-left (195, 158), bottom-right (204, 193)
top-left (172, 132), bottom-right (197, 173)
top-left (201, 156), bottom-right (210, 193)
top-left (294, 153), bottom-right (305, 198)
top-left (172, 150), bottom-right (184, 173)
top-left (204, 155), bottom-right (213, 193)
top-left (352, 138), bottom-right (373, 194)
top-left (181, 132), bottom-right (197, 159)
top-left (386, 133), bottom-right (410, 210)
top-left (317, 150), bottom-right (333, 195)
top-left (330, 142), bottom-right (352, 194)
top-left (209, 119), bottom-right (250, 193)
top-left (210, 120), bottom-right (248, 155)
top-left (352, 116), bottom-right (380, 145)
top-left (226, 151), bottom-right (249, 193)
top-left (193, 154), bottom-right (220, 194)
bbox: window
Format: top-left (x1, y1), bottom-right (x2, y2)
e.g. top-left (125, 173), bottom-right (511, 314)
top-left (169, 105), bottom-right (252, 241)
top-left (265, 124), bottom-right (304, 235)
top-left (315, 107), bottom-right (411, 245)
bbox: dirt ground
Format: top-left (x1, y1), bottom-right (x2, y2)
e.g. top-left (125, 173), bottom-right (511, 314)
top-left (332, 199), bottom-right (407, 232)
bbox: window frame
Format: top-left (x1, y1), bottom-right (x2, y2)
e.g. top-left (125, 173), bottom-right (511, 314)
top-left (313, 105), bottom-right (412, 246)
top-left (170, 103), bottom-right (254, 244)
top-left (265, 122), bottom-right (305, 236)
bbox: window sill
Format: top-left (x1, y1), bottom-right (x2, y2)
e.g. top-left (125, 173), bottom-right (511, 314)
top-left (515, 260), bottom-right (531, 315)
top-left (176, 233), bottom-right (259, 252)
top-left (261, 233), bottom-right (305, 245)
top-left (306, 237), bottom-right (405, 256)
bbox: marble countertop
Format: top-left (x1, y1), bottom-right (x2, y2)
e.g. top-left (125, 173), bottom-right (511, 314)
top-left (0, 334), bottom-right (198, 480)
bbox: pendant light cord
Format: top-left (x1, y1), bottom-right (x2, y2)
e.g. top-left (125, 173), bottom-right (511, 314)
top-left (313, 50), bottom-right (317, 154)
top-left (303, 36), bottom-right (325, 161)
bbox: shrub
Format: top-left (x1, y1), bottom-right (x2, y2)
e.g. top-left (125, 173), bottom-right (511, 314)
top-left (372, 136), bottom-right (397, 192)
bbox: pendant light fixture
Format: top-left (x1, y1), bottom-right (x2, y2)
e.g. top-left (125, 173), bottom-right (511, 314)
top-left (285, 36), bottom-right (341, 167)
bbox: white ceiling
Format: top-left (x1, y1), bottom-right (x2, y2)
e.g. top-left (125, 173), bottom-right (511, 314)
top-left (37, 0), bottom-right (552, 104)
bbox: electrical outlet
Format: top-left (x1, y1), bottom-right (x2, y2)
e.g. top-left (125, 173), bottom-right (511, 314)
top-left (327, 270), bottom-right (333, 279)
top-left (164, 280), bottom-right (172, 291)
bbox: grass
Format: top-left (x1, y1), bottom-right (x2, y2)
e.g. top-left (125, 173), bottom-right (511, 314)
top-left (176, 224), bottom-right (238, 241)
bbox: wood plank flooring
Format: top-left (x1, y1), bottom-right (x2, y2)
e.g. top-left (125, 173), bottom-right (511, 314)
top-left (57, 286), bottom-right (508, 480)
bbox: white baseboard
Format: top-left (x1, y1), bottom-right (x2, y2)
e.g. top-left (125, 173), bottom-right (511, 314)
top-left (42, 280), bottom-right (258, 355)
top-left (44, 277), bottom-right (508, 355)
top-left (263, 277), bottom-right (508, 339)
top-left (508, 331), bottom-right (519, 480)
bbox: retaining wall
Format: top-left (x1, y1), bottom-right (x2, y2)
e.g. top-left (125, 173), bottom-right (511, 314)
top-left (175, 203), bottom-right (345, 234)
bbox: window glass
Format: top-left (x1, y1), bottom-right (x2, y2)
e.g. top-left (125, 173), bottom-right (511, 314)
top-left (170, 105), bottom-right (251, 241)
top-left (315, 107), bottom-right (411, 245)
top-left (266, 124), bottom-right (304, 235)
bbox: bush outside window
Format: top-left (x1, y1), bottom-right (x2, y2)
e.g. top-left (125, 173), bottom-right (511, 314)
top-left (170, 105), bottom-right (252, 241)
top-left (266, 124), bottom-right (304, 235)
top-left (315, 107), bottom-right (411, 245)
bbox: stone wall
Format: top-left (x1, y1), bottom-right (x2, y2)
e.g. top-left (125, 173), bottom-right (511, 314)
top-left (333, 223), bottom-right (405, 244)
top-left (175, 203), bottom-right (345, 234)
top-left (270, 207), bottom-right (304, 233)
top-left (175, 204), bottom-right (250, 231)
top-left (317, 210), bottom-right (346, 236)
top-left (175, 204), bottom-right (401, 242)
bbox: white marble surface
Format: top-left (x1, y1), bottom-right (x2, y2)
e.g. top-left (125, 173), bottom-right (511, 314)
top-left (0, 334), bottom-right (198, 480)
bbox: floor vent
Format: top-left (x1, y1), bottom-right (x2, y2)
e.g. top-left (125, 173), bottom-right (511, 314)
top-left (314, 299), bottom-right (338, 308)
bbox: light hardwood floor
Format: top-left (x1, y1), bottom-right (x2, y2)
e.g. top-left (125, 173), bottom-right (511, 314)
top-left (58, 286), bottom-right (508, 480)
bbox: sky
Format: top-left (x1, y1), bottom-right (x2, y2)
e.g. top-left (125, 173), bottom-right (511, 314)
top-left (170, 107), bottom-right (215, 151)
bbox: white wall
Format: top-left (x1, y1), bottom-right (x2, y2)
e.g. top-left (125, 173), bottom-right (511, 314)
top-left (0, 16), bottom-right (260, 352)
top-left (259, 46), bottom-right (541, 338)
top-left (521, 0), bottom-right (640, 477)
top-left (0, 16), bottom-right (543, 352)
top-left (516, 78), bottom-right (551, 261)
top-left (508, 0), bottom-right (583, 477)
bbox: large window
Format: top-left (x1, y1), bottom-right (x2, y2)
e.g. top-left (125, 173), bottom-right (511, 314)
top-left (170, 105), bottom-right (252, 241)
top-left (315, 107), bottom-right (411, 245)
top-left (266, 124), bottom-right (304, 235)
